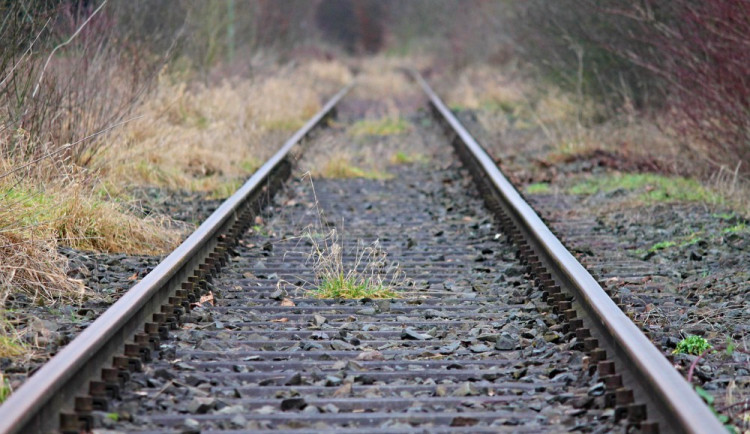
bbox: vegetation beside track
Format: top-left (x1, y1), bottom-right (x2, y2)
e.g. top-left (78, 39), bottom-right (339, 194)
top-left (0, 2), bottom-right (353, 365)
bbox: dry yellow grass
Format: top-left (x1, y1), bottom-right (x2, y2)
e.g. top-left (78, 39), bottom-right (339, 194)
top-left (297, 56), bottom-right (447, 180)
top-left (0, 147), bottom-right (176, 305)
top-left (99, 60), bottom-right (353, 196)
top-left (0, 232), bottom-right (84, 305)
top-left (0, 59), bottom-right (353, 310)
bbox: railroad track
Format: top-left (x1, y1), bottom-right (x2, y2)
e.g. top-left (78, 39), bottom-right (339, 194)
top-left (0, 73), bottom-right (723, 433)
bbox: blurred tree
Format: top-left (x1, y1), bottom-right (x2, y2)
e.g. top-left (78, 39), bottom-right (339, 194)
top-left (316, 0), bottom-right (357, 53)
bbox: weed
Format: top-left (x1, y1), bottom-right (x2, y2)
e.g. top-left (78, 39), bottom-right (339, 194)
top-left (310, 274), bottom-right (398, 299)
top-left (648, 241), bottom-right (676, 253)
top-left (568, 173), bottom-right (722, 204)
top-left (390, 151), bottom-right (426, 165)
top-left (348, 118), bottom-right (410, 137)
top-left (525, 182), bottom-right (551, 194)
top-left (713, 212), bottom-right (736, 220)
top-left (0, 317), bottom-right (25, 359)
top-left (694, 387), bottom-right (736, 430)
top-left (299, 176), bottom-right (404, 300)
top-left (0, 374), bottom-right (12, 404)
top-left (0, 335), bottom-right (25, 359)
top-left (679, 234), bottom-right (702, 248)
top-left (250, 225), bottom-right (270, 237)
top-left (304, 229), bottom-right (404, 300)
top-left (673, 335), bottom-right (711, 355)
top-left (722, 223), bottom-right (746, 235)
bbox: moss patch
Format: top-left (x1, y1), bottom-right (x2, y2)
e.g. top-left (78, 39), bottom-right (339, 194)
top-left (568, 173), bottom-right (722, 204)
top-left (525, 182), bottom-right (551, 194)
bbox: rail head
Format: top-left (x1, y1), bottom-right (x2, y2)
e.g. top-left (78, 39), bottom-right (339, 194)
top-left (412, 70), bottom-right (723, 434)
top-left (0, 83), bottom-right (352, 434)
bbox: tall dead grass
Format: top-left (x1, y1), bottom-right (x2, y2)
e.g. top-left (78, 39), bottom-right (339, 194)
top-left (100, 61), bottom-right (352, 195)
top-left (438, 64), bottom-right (750, 213)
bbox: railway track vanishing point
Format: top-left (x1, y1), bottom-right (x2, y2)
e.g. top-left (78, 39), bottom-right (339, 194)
top-left (0, 72), bottom-right (723, 433)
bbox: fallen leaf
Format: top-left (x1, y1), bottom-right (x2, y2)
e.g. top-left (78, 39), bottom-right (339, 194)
top-left (199, 292), bottom-right (214, 306)
top-left (128, 273), bottom-right (138, 281)
top-left (280, 298), bottom-right (295, 307)
top-left (271, 317), bottom-right (289, 323)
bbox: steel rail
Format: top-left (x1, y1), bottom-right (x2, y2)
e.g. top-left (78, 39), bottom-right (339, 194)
top-left (0, 83), bottom-right (352, 434)
top-left (413, 71), bottom-right (723, 434)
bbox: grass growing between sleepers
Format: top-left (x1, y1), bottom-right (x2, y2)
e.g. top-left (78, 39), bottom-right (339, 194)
top-left (673, 335), bottom-right (711, 355)
top-left (308, 274), bottom-right (399, 299)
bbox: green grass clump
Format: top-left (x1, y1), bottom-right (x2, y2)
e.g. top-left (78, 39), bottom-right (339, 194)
top-left (0, 335), bottom-right (25, 359)
top-left (526, 182), bottom-right (551, 194)
top-left (309, 274), bottom-right (399, 299)
top-left (392, 151), bottom-right (411, 164)
top-left (390, 151), bottom-right (427, 165)
top-left (0, 374), bottom-right (12, 404)
top-left (722, 223), bottom-right (747, 234)
top-left (568, 173), bottom-right (722, 204)
top-left (673, 335), bottom-right (711, 355)
top-left (348, 118), bottom-right (410, 136)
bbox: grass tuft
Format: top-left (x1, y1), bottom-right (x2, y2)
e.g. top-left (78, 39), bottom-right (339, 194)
top-left (673, 335), bottom-right (711, 355)
top-left (648, 240), bottom-right (677, 253)
top-left (0, 373), bottom-right (12, 404)
top-left (0, 335), bottom-right (25, 359)
top-left (309, 274), bottom-right (398, 299)
top-left (390, 151), bottom-right (427, 165)
top-left (525, 182), bottom-right (551, 194)
top-left (299, 177), bottom-right (404, 300)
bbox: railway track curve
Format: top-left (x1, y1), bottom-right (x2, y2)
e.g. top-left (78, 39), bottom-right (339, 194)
top-left (0, 72), bottom-right (722, 433)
